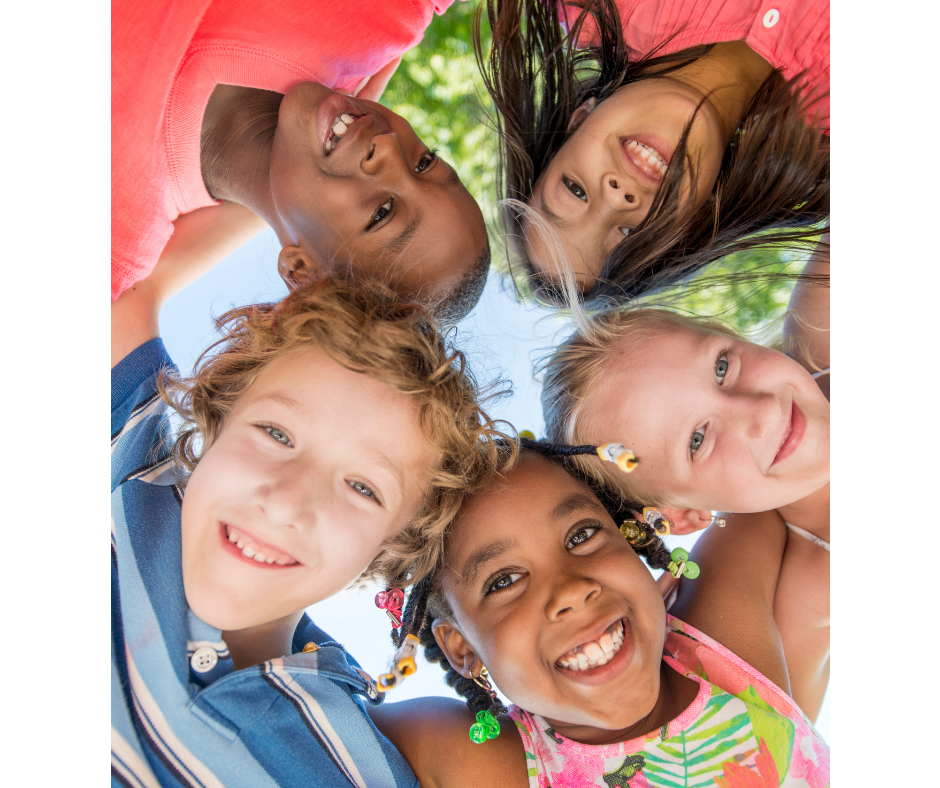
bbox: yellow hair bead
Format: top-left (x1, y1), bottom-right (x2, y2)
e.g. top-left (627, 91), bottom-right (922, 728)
top-left (596, 443), bottom-right (639, 473)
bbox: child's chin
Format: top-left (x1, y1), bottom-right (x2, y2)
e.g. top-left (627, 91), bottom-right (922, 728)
top-left (184, 586), bottom-right (263, 632)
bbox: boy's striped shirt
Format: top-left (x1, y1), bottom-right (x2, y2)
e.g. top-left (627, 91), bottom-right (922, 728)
top-left (111, 339), bottom-right (418, 788)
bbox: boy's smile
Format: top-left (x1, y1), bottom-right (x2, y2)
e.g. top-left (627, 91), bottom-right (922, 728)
top-left (435, 453), bottom-right (686, 742)
top-left (180, 346), bottom-right (436, 632)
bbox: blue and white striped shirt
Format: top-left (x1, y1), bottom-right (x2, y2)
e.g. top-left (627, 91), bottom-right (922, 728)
top-left (111, 339), bottom-right (419, 788)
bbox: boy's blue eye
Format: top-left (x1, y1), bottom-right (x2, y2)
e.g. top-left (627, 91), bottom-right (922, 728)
top-left (715, 355), bottom-right (729, 383)
top-left (348, 480), bottom-right (377, 501)
top-left (263, 426), bottom-right (291, 446)
top-left (690, 430), bottom-right (704, 454)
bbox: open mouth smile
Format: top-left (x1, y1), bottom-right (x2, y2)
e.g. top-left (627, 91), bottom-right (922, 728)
top-left (556, 619), bottom-right (625, 671)
top-left (324, 111), bottom-right (363, 155)
top-left (621, 138), bottom-right (669, 182)
top-left (221, 523), bottom-right (300, 567)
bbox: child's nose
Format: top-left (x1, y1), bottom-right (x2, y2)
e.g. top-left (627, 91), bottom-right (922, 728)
top-left (360, 131), bottom-right (406, 176)
top-left (734, 390), bottom-right (781, 440)
top-left (546, 574), bottom-right (601, 621)
top-left (255, 470), bottom-right (317, 530)
top-left (600, 172), bottom-right (641, 212)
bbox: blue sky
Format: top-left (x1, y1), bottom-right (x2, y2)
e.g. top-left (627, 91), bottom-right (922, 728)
top-left (159, 227), bottom-right (829, 740)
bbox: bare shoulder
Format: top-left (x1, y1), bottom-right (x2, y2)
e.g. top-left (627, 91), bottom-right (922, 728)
top-left (670, 510), bottom-right (790, 693)
top-left (369, 697), bottom-right (528, 788)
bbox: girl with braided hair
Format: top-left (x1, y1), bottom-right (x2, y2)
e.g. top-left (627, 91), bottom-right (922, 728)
top-left (368, 444), bottom-right (829, 787)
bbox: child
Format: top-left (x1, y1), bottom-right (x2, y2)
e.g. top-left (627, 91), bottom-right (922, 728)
top-left (111, 271), bottom-right (509, 787)
top-left (475, 0), bottom-right (829, 307)
top-left (368, 445), bottom-right (830, 786)
top-left (539, 235), bottom-right (830, 717)
top-left (113, 0), bottom-right (489, 325)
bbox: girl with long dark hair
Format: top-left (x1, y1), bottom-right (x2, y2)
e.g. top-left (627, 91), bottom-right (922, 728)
top-left (475, 0), bottom-right (829, 309)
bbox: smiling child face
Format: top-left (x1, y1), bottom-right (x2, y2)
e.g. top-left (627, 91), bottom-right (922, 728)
top-left (269, 82), bottom-right (489, 302)
top-left (526, 79), bottom-right (726, 292)
top-left (437, 453), bottom-right (667, 732)
top-left (579, 322), bottom-right (830, 513)
top-left (180, 346), bottom-right (436, 631)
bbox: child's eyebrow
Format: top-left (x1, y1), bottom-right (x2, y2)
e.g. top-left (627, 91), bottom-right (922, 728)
top-left (381, 214), bottom-right (421, 255)
top-left (550, 493), bottom-right (606, 521)
top-left (460, 538), bottom-right (518, 587)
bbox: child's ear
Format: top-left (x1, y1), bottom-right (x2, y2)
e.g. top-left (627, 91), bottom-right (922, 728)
top-left (432, 618), bottom-right (479, 678)
top-left (657, 507), bottom-right (715, 536)
top-left (567, 97), bottom-right (598, 133)
top-left (277, 245), bottom-right (326, 290)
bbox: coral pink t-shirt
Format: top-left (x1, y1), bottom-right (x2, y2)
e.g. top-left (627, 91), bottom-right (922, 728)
top-left (111, 0), bottom-right (458, 301)
top-left (563, 0), bottom-right (829, 130)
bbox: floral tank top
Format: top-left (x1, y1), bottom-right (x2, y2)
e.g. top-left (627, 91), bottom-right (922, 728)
top-left (508, 616), bottom-right (829, 787)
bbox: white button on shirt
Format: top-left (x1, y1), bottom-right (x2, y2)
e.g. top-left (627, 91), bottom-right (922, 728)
top-left (763, 8), bottom-right (780, 27)
top-left (191, 646), bottom-right (219, 673)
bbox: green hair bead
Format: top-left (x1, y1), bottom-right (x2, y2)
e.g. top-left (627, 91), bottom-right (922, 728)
top-left (469, 710), bottom-right (500, 743)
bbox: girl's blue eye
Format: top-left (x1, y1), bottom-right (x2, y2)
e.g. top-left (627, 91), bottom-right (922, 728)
top-left (563, 176), bottom-right (587, 201)
top-left (690, 430), bottom-right (704, 454)
top-left (264, 426), bottom-right (291, 446)
top-left (369, 198), bottom-right (393, 228)
top-left (415, 149), bottom-right (437, 173)
top-left (348, 480), bottom-right (377, 500)
top-left (715, 355), bottom-right (729, 383)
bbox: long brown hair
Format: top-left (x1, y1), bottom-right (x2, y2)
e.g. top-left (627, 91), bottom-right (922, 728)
top-left (474, 0), bottom-right (829, 310)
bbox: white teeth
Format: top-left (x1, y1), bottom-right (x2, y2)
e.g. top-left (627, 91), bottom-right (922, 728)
top-left (226, 525), bottom-right (294, 566)
top-left (340, 113), bottom-right (353, 124)
top-left (558, 621), bottom-right (625, 672)
top-left (332, 120), bottom-right (347, 136)
top-left (625, 140), bottom-right (668, 176)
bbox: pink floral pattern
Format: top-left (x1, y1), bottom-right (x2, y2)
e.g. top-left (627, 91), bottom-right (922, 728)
top-left (509, 617), bottom-right (829, 787)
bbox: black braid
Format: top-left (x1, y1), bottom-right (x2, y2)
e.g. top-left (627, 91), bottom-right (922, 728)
top-left (396, 577), bottom-right (507, 719)
top-left (392, 576), bottom-right (434, 648)
top-left (520, 437), bottom-right (599, 457)
top-left (417, 601), bottom-right (508, 719)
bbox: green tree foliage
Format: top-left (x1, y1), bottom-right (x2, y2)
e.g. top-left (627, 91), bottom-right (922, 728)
top-left (380, 2), bottom-right (498, 217)
top-left (381, 4), bottom-right (819, 336)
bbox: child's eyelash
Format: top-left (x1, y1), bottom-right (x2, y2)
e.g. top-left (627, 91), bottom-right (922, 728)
top-left (257, 423), bottom-right (292, 446)
top-left (483, 570), bottom-right (523, 596)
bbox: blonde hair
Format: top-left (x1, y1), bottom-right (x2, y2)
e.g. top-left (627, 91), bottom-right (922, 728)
top-left (159, 276), bottom-right (515, 586)
top-left (539, 307), bottom-right (739, 506)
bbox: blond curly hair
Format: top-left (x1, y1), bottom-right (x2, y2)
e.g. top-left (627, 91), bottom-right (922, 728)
top-left (159, 276), bottom-right (515, 586)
